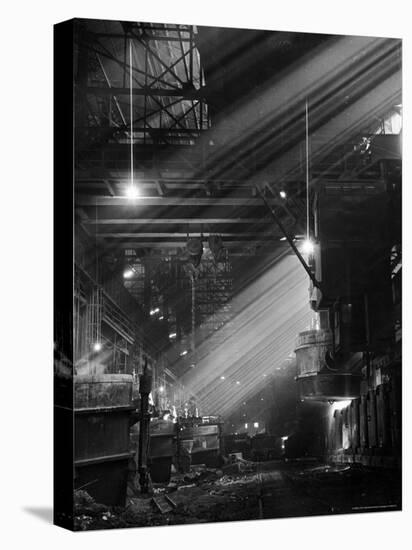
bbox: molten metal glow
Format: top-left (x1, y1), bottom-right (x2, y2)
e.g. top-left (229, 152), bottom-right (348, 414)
top-left (330, 399), bottom-right (352, 413)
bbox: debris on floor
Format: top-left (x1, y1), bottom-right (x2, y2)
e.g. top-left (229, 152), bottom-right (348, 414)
top-left (72, 460), bottom-right (401, 530)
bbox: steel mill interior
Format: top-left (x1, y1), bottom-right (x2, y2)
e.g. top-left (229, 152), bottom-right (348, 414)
top-left (54, 18), bottom-right (402, 530)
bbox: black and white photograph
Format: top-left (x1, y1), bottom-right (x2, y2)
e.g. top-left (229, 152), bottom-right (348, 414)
top-left (52, 16), bottom-right (403, 531)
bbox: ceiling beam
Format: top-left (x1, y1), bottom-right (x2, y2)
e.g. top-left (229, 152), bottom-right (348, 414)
top-left (77, 180), bottom-right (256, 188)
top-left (77, 127), bottom-right (203, 135)
top-left (83, 218), bottom-right (272, 225)
top-left (101, 241), bottom-right (279, 249)
top-left (94, 33), bottom-right (192, 43)
top-left (94, 232), bottom-right (278, 238)
top-left (76, 196), bottom-right (277, 207)
top-left (85, 86), bottom-right (205, 99)
top-left (77, 171), bottom-right (298, 185)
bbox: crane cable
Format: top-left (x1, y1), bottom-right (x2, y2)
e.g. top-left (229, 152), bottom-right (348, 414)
top-left (305, 99), bottom-right (310, 241)
top-left (129, 39), bottom-right (134, 192)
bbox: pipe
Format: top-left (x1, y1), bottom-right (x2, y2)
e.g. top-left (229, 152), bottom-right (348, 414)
top-left (138, 357), bottom-right (152, 493)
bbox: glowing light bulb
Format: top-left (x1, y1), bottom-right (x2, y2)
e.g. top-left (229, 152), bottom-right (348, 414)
top-left (123, 268), bottom-right (134, 279)
top-left (301, 239), bottom-right (314, 255)
top-left (126, 185), bottom-right (140, 199)
top-left (279, 190), bottom-right (287, 199)
top-left (93, 342), bottom-right (102, 352)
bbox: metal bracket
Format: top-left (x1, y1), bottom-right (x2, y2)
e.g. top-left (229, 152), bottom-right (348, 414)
top-left (256, 185), bottom-right (322, 292)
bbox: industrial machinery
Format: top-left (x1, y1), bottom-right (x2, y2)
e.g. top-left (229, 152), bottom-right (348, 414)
top-left (177, 418), bottom-right (223, 469)
top-left (74, 374), bottom-right (135, 506)
top-left (295, 329), bottom-right (361, 401)
top-left (296, 134), bottom-right (400, 402)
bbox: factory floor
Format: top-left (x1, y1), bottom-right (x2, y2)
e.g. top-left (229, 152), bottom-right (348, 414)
top-left (73, 459), bottom-right (402, 530)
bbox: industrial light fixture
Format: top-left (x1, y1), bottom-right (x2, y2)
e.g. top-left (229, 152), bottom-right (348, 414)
top-left (279, 190), bottom-right (287, 199)
top-left (126, 184), bottom-right (140, 199)
top-left (180, 350), bottom-right (188, 356)
top-left (220, 376), bottom-right (225, 380)
top-left (123, 268), bottom-right (134, 279)
top-left (301, 239), bottom-right (314, 255)
top-left (236, 380), bottom-right (240, 385)
top-left (150, 307), bottom-right (160, 316)
top-left (158, 386), bottom-right (165, 393)
top-left (253, 422), bottom-right (259, 428)
top-left (159, 315), bottom-right (164, 320)
top-left (169, 332), bottom-right (177, 339)
top-left (92, 342), bottom-right (102, 352)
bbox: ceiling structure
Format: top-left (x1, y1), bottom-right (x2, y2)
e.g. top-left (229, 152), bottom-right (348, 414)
top-left (73, 19), bottom-right (402, 393)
